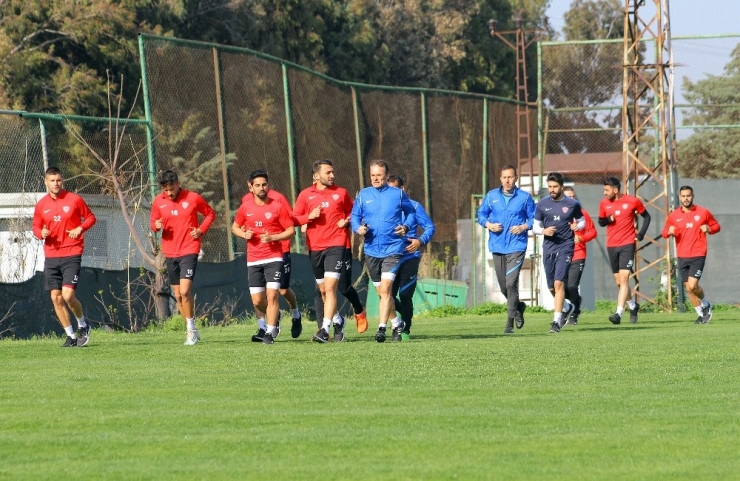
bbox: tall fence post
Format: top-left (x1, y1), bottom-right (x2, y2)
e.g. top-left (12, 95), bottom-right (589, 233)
top-left (482, 98), bottom-right (489, 193)
top-left (420, 92), bottom-right (431, 215)
top-left (537, 40), bottom-right (544, 190)
top-left (351, 86), bottom-right (365, 191)
top-left (39, 119), bottom-right (49, 171)
top-left (137, 35), bottom-right (158, 201)
top-left (282, 63), bottom-right (302, 253)
top-left (212, 47), bottom-right (235, 261)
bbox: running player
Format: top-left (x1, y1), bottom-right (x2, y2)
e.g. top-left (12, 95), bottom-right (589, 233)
top-left (239, 185), bottom-right (303, 338)
top-left (32, 167), bottom-right (96, 347)
top-left (532, 172), bottom-right (584, 333)
top-left (562, 186), bottom-right (597, 325)
top-left (293, 159), bottom-right (358, 343)
top-left (386, 174), bottom-right (435, 340)
top-left (598, 177), bottom-right (651, 324)
top-left (661, 185), bottom-right (720, 324)
top-left (150, 169), bottom-right (216, 345)
top-left (232, 169), bottom-right (295, 344)
top-left (351, 160), bottom-right (416, 342)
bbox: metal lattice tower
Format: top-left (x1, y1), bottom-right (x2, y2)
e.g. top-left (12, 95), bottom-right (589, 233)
top-left (622, 0), bottom-right (679, 308)
top-left (489, 15), bottom-right (547, 195)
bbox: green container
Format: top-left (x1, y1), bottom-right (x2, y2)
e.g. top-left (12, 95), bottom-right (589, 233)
top-left (365, 278), bottom-right (468, 319)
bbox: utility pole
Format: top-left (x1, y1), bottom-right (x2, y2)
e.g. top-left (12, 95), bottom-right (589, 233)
top-left (622, 0), bottom-right (679, 309)
top-left (488, 14), bottom-right (548, 195)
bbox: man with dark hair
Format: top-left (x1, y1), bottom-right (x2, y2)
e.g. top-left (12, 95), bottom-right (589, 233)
top-left (662, 185), bottom-right (720, 324)
top-left (386, 174), bottom-right (435, 340)
top-left (32, 167), bottom-right (96, 347)
top-left (232, 170), bottom-right (295, 344)
top-left (238, 179), bottom-right (303, 339)
top-left (562, 186), bottom-right (597, 325)
top-left (293, 159), bottom-right (363, 343)
top-left (150, 169), bottom-right (216, 345)
top-left (351, 160), bottom-right (416, 342)
top-left (598, 176), bottom-right (651, 325)
top-left (532, 172), bottom-right (584, 333)
top-left (476, 164), bottom-right (535, 334)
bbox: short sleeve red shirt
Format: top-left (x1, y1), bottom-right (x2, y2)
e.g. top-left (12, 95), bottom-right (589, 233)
top-left (234, 198), bottom-right (293, 265)
top-left (241, 190), bottom-right (295, 253)
top-left (598, 194), bottom-right (646, 247)
top-left (149, 189), bottom-right (216, 258)
top-left (32, 190), bottom-right (96, 258)
top-left (293, 184), bottom-right (353, 251)
top-left (661, 205), bottom-right (720, 258)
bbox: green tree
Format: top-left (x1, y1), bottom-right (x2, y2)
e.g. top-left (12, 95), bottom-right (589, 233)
top-left (678, 43), bottom-right (740, 178)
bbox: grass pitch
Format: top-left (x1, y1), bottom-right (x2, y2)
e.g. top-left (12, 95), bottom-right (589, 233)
top-left (1, 309), bottom-right (739, 480)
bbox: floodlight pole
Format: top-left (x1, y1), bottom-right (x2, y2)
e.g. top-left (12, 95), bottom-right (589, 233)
top-left (488, 15), bottom-right (547, 196)
top-left (622, 0), bottom-right (680, 310)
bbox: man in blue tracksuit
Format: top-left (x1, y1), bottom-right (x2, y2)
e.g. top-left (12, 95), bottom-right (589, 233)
top-left (387, 175), bottom-right (436, 341)
top-left (477, 164), bottom-right (535, 334)
top-left (351, 160), bottom-right (416, 343)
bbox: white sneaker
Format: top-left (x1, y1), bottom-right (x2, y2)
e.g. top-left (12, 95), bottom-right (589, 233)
top-left (184, 329), bottom-right (200, 346)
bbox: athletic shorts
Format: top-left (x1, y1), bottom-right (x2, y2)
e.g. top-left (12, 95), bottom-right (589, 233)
top-left (166, 254), bottom-right (198, 286)
top-left (608, 244), bottom-right (635, 273)
top-left (280, 252), bottom-right (292, 290)
top-left (248, 261), bottom-right (283, 292)
top-left (543, 251), bottom-right (572, 289)
top-left (678, 256), bottom-right (706, 282)
top-left (365, 254), bottom-right (402, 285)
top-left (309, 246), bottom-right (345, 282)
top-left (44, 255), bottom-right (82, 291)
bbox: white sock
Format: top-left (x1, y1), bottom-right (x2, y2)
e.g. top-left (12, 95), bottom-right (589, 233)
top-left (267, 325), bottom-right (278, 336)
top-left (322, 318), bottom-right (332, 331)
top-left (378, 323), bottom-right (387, 329)
top-left (626, 299), bottom-right (636, 310)
top-left (562, 300), bottom-right (572, 313)
top-left (554, 312), bottom-right (563, 325)
top-left (76, 316), bottom-right (87, 329)
top-left (186, 318), bottom-right (196, 330)
top-left (64, 325), bottom-right (76, 339)
top-left (291, 308), bottom-right (301, 318)
top-left (332, 312), bottom-right (343, 324)
top-left (390, 317), bottom-right (401, 328)
top-left (257, 317), bottom-right (267, 330)
top-left (694, 305), bottom-right (703, 316)
top-left (616, 307), bottom-right (624, 316)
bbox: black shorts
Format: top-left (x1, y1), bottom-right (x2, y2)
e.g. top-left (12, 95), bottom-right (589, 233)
top-left (248, 261), bottom-right (283, 291)
top-left (364, 254), bottom-right (402, 285)
top-left (309, 246), bottom-right (345, 282)
top-left (543, 251), bottom-right (572, 289)
top-left (280, 252), bottom-right (292, 290)
top-left (678, 256), bottom-right (706, 282)
top-left (608, 244), bottom-right (635, 273)
top-left (166, 254), bottom-right (198, 285)
top-left (44, 255), bottom-right (82, 291)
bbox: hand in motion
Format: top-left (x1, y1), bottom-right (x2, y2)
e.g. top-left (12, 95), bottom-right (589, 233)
top-left (66, 226), bottom-right (83, 239)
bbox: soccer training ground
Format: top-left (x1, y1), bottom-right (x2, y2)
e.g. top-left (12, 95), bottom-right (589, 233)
top-left (2, 310), bottom-right (738, 480)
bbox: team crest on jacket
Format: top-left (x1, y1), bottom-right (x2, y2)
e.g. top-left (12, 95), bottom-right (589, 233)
top-left (265, 212), bottom-right (272, 219)
top-left (694, 215), bottom-right (700, 221)
top-left (332, 194), bottom-right (339, 201)
top-left (62, 206), bottom-right (70, 213)
top-left (562, 206), bottom-right (569, 213)
top-left (181, 201), bottom-right (189, 209)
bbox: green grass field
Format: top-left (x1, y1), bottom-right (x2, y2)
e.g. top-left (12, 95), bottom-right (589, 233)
top-left (2, 309), bottom-right (739, 480)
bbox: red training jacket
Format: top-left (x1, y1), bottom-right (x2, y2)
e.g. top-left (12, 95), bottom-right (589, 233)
top-left (598, 194), bottom-right (646, 247)
top-left (573, 208), bottom-right (597, 262)
top-left (241, 189), bottom-right (294, 253)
